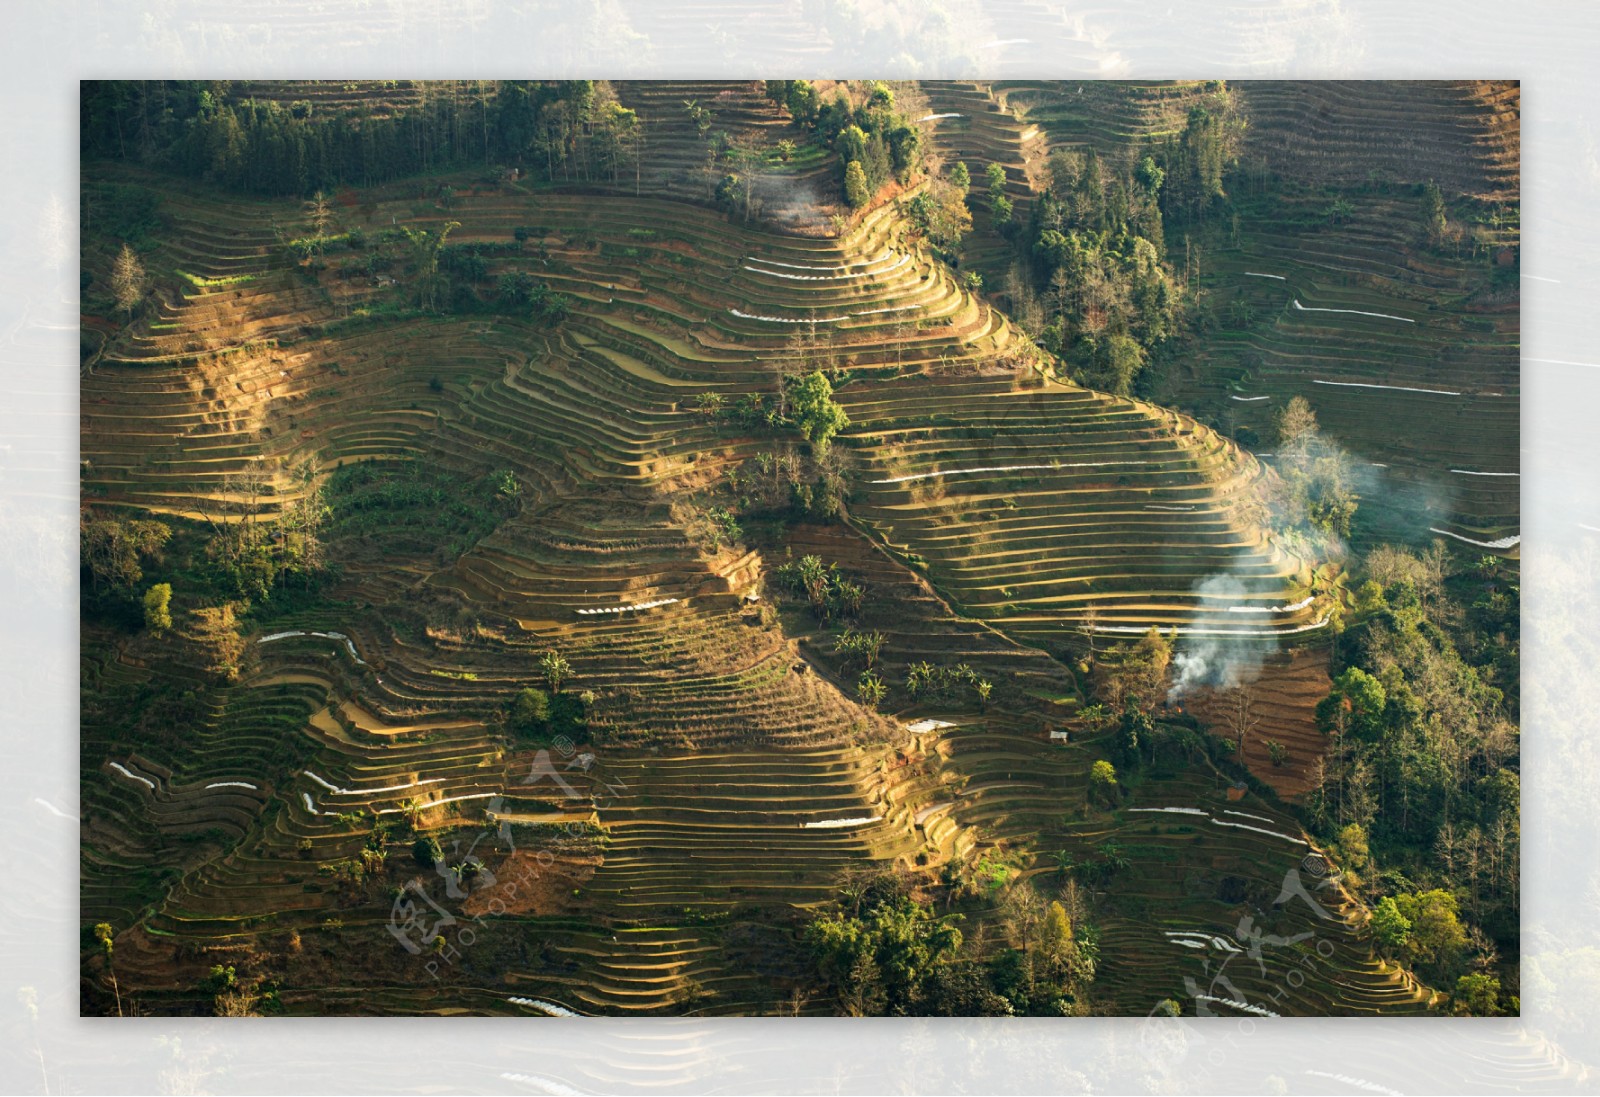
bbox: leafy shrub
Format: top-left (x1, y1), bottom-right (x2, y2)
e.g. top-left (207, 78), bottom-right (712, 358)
top-left (774, 555), bottom-right (866, 622)
top-left (507, 683), bottom-right (587, 744)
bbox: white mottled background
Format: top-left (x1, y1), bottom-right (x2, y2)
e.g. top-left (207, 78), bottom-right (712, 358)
top-left (1, 1), bottom-right (1594, 1093)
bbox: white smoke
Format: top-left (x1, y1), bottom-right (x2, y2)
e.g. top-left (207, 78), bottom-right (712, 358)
top-left (751, 173), bottom-right (830, 233)
top-left (1165, 423), bottom-right (1465, 701)
top-left (1166, 571), bottom-right (1271, 702)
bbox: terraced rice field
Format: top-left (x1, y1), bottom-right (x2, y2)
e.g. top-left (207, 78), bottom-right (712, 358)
top-left (80, 78), bottom-right (1510, 1017)
top-left (1174, 195), bottom-right (1519, 550)
top-left (921, 79), bottom-right (1520, 550)
top-left (1179, 649), bottom-right (1334, 800)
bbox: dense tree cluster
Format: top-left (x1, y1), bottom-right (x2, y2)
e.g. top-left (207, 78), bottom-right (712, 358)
top-left (803, 869), bottom-right (1094, 1016)
top-left (81, 80), bottom-right (640, 197)
top-left (986, 84), bottom-right (1243, 397)
top-left (80, 512), bottom-right (171, 595)
top-left (904, 660), bottom-right (991, 709)
top-left (1094, 625), bottom-right (1174, 711)
top-left (702, 365), bottom-right (849, 462)
top-left (1010, 147), bottom-right (1181, 395)
top-left (903, 163), bottom-right (974, 255)
top-left (1309, 542), bottom-right (1519, 1013)
top-left (1152, 91), bottom-right (1246, 226)
top-left (764, 80), bottom-right (922, 209)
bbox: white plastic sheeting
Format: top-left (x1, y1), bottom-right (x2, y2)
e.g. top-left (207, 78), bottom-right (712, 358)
top-left (109, 762), bottom-right (154, 790)
top-left (1312, 379), bottom-right (1460, 397)
top-left (801, 815), bottom-right (882, 829)
top-left (1292, 299), bottom-right (1414, 323)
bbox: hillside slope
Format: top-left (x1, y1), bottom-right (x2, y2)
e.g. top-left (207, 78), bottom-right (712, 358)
top-left (78, 84), bottom-right (1475, 1018)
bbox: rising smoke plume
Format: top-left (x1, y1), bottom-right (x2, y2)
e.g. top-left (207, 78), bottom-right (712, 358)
top-left (752, 174), bottom-right (830, 234)
top-left (1165, 426), bottom-right (1457, 701)
top-left (1166, 570), bottom-right (1274, 702)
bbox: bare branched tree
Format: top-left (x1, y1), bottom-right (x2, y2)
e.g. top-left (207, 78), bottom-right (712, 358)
top-left (1223, 683), bottom-right (1260, 762)
top-left (111, 243), bottom-right (146, 320)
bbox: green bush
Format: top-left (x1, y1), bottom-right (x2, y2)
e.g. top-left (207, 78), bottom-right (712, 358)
top-left (507, 685), bottom-right (588, 744)
top-left (142, 582), bottom-right (172, 633)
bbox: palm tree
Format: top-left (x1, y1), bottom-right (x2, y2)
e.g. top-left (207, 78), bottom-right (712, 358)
top-left (399, 797), bottom-right (424, 828)
top-left (540, 650), bottom-right (571, 693)
top-left (402, 221), bottom-right (459, 312)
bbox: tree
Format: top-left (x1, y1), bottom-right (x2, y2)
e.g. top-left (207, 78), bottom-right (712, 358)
top-left (142, 583), bottom-right (172, 634)
top-left (990, 193), bottom-right (1014, 228)
top-left (1394, 889), bottom-right (1467, 973)
top-left (1420, 182), bottom-right (1448, 247)
top-left (279, 457), bottom-right (328, 585)
top-left (725, 131), bottom-right (768, 221)
top-left (1276, 395), bottom-right (1319, 456)
top-left (1119, 625), bottom-right (1172, 708)
top-left (214, 987), bottom-right (262, 1017)
top-left (783, 80), bottom-right (819, 125)
top-left (539, 650), bottom-right (570, 694)
top-left (1089, 760), bottom-right (1118, 806)
top-left (492, 468), bottom-right (521, 506)
top-left (1266, 739), bottom-right (1288, 767)
top-left (835, 627), bottom-right (885, 671)
top-left (805, 891), bottom-right (963, 1016)
top-left (1453, 973), bottom-right (1501, 1016)
top-left (1182, 103), bottom-right (1230, 204)
top-left (81, 514), bottom-right (171, 593)
top-left (1370, 895), bottom-right (1412, 958)
top-left (1039, 900), bottom-right (1074, 975)
top-left (402, 221), bottom-right (459, 312)
top-left (788, 370), bottom-right (850, 456)
top-left (1334, 823), bottom-right (1372, 897)
top-left (682, 98), bottom-right (714, 139)
top-left (497, 270), bottom-right (535, 311)
top-left (1115, 703), bottom-right (1151, 766)
top-left (1223, 684), bottom-right (1260, 761)
top-left (950, 161), bottom-right (970, 194)
top-left (1096, 334), bottom-right (1146, 396)
top-left (110, 243), bottom-right (145, 319)
top-left (304, 189), bottom-right (333, 249)
top-left (207, 964), bottom-right (236, 993)
top-left (93, 922), bottom-right (122, 1016)
top-left (510, 687), bottom-right (551, 735)
top-left (1081, 605), bottom-right (1101, 664)
top-left (982, 162), bottom-right (1013, 225)
top-left (985, 161), bottom-right (1007, 196)
top-left (189, 604), bottom-right (248, 683)
top-left (843, 160), bottom-right (871, 208)
top-left (1315, 668), bottom-right (1386, 740)
top-left (1135, 155), bottom-right (1165, 198)
top-left (1000, 882), bottom-right (1045, 954)
top-left (905, 178), bottom-right (972, 251)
